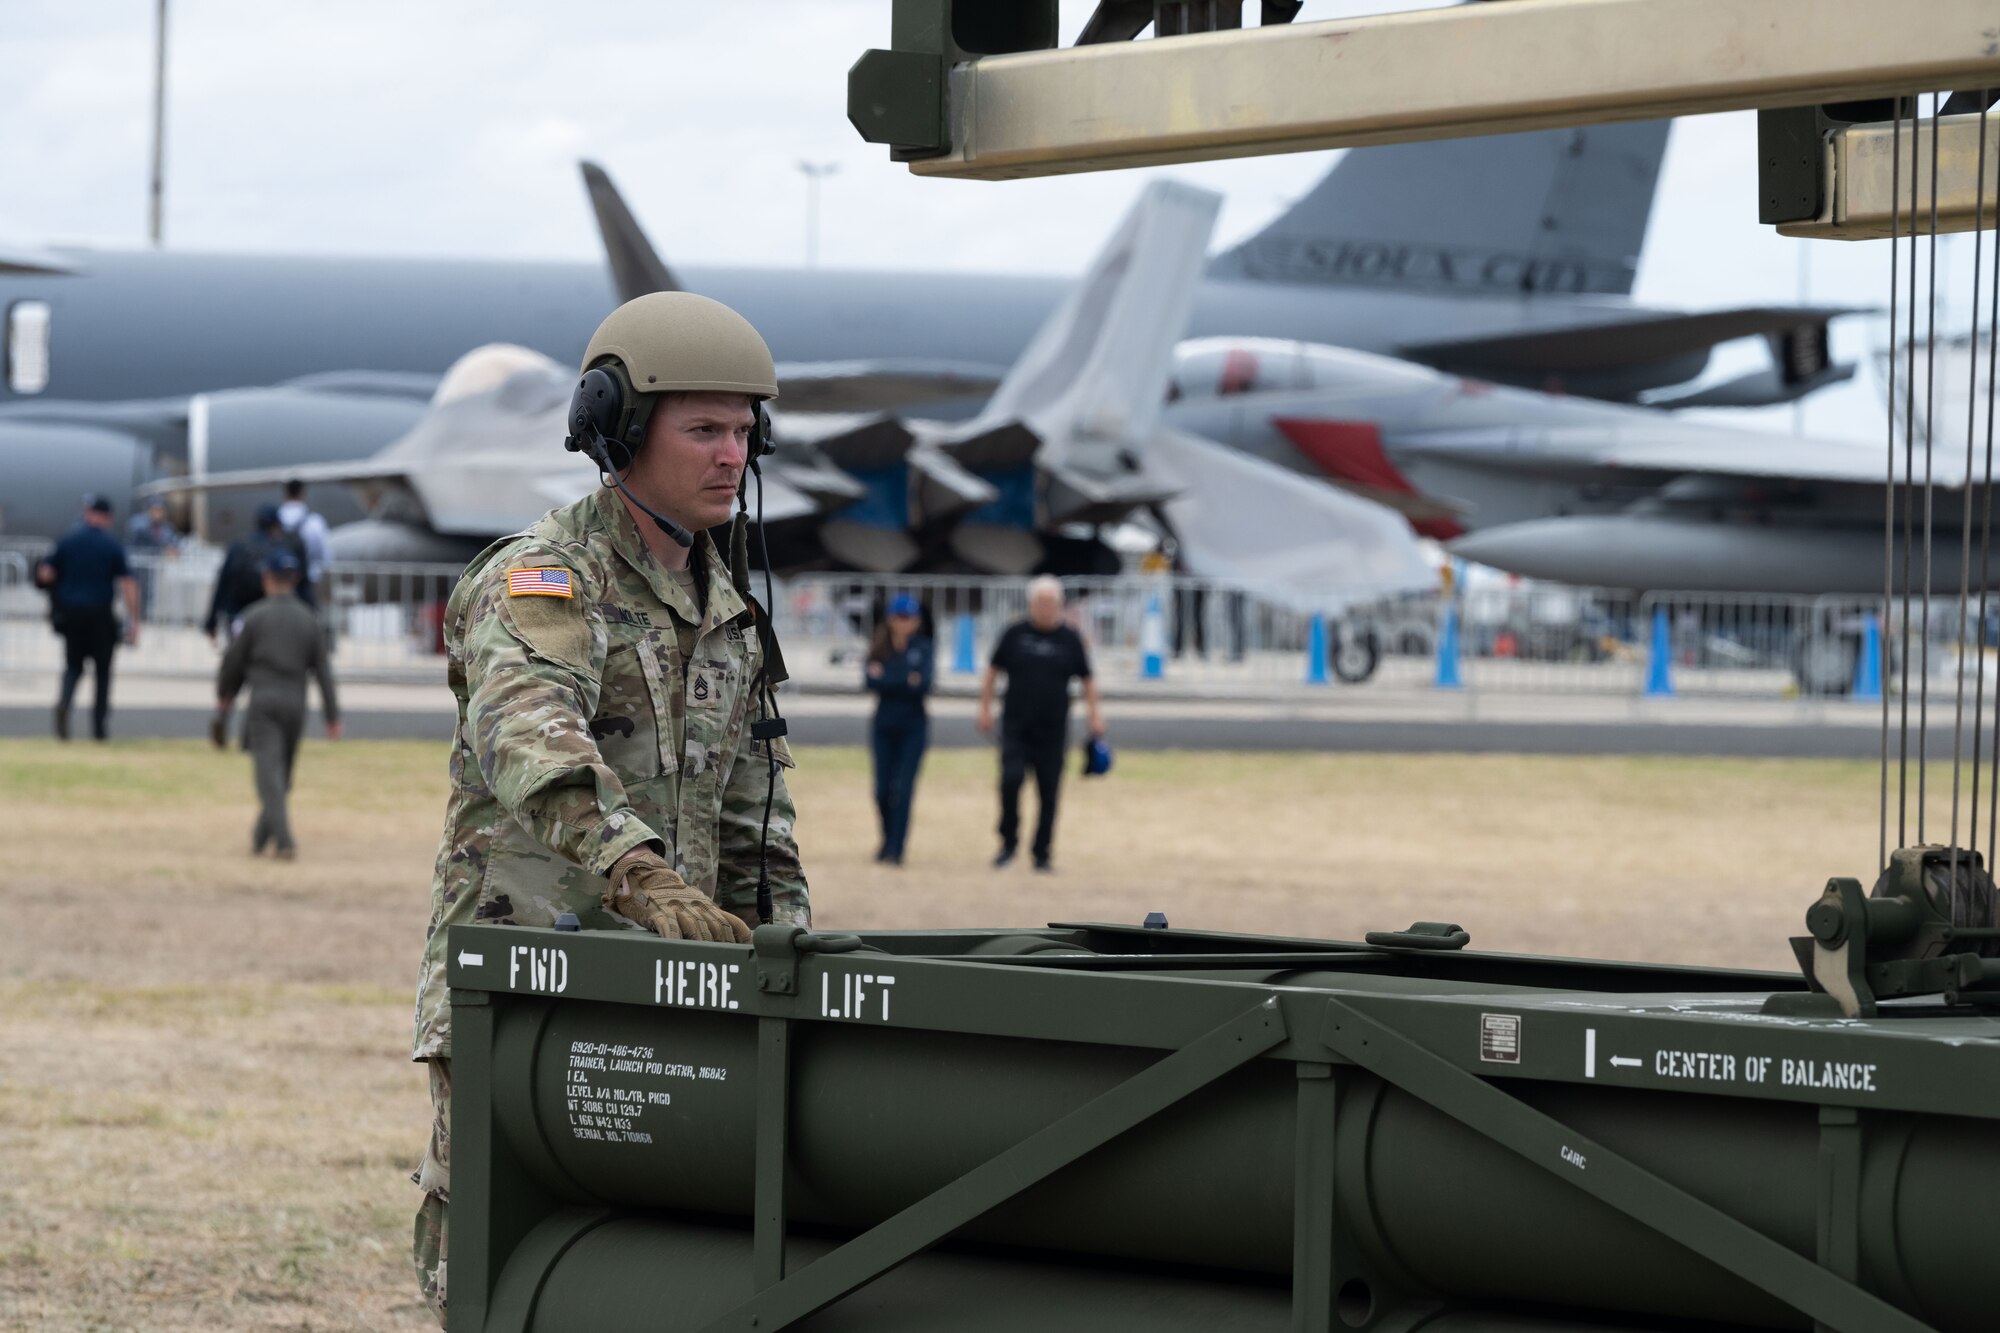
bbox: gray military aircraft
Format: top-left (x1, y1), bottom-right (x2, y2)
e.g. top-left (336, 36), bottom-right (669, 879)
top-left (156, 182), bottom-right (1433, 601)
top-left (0, 120), bottom-right (1854, 545)
top-left (1164, 335), bottom-right (1954, 598)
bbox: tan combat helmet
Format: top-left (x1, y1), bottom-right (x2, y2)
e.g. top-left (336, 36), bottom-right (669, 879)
top-left (579, 292), bottom-right (779, 448)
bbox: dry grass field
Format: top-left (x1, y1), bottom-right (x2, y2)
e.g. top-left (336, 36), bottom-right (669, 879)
top-left (0, 736), bottom-right (1912, 1330)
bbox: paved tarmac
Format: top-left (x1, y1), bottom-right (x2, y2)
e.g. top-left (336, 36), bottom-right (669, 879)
top-left (0, 681), bottom-right (1952, 758)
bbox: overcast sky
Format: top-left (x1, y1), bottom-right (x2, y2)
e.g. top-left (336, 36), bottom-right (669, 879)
top-left (0, 0), bottom-right (1960, 442)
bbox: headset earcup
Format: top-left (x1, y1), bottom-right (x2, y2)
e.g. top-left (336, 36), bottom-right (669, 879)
top-left (571, 365), bottom-right (637, 472)
top-left (753, 401), bottom-right (776, 457)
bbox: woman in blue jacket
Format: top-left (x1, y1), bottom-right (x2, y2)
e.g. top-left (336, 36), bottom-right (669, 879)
top-left (865, 592), bottom-right (933, 865)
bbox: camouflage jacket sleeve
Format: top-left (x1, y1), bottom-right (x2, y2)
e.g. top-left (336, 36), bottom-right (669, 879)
top-left (715, 707), bottom-right (810, 928)
top-left (458, 550), bottom-right (662, 877)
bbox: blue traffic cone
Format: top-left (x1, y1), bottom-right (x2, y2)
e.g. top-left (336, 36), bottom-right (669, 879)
top-left (1852, 612), bottom-right (1883, 700)
top-left (1140, 594), bottom-right (1166, 680)
top-left (1433, 605), bottom-right (1463, 690)
top-left (952, 613), bottom-right (977, 674)
top-left (1305, 614), bottom-right (1330, 686)
top-left (1643, 605), bottom-right (1675, 697)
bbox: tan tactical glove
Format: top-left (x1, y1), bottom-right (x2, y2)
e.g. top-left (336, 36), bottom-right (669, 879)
top-left (604, 847), bottom-right (753, 944)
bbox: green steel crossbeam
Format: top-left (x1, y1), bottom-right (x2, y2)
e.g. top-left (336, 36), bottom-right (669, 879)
top-left (698, 997), bottom-right (1289, 1333)
top-left (1320, 998), bottom-right (1941, 1333)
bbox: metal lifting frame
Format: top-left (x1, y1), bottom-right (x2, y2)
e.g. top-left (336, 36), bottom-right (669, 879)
top-left (849, 0), bottom-right (2000, 232)
top-left (445, 921), bottom-right (1997, 1333)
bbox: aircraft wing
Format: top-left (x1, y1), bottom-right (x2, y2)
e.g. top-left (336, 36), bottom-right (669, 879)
top-left (1405, 425), bottom-right (1923, 488)
top-left (0, 246), bottom-right (81, 276)
top-left (1595, 429), bottom-right (1920, 485)
top-left (1402, 306), bottom-right (1864, 405)
top-left (138, 459), bottom-right (421, 496)
top-left (774, 360), bottom-right (1005, 414)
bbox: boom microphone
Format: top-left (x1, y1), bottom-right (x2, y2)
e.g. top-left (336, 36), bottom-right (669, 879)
top-left (564, 411), bottom-right (695, 549)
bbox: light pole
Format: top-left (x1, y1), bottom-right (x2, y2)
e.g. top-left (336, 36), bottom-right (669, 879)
top-left (149, 0), bottom-right (169, 246)
top-left (797, 161), bottom-right (839, 268)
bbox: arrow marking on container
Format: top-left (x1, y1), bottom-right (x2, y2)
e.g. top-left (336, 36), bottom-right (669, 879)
top-left (1609, 1056), bottom-right (1641, 1068)
top-left (457, 950), bottom-right (484, 967)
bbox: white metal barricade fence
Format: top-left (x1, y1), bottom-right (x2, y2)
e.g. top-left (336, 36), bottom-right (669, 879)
top-left (3, 532), bottom-right (1987, 704)
top-left (0, 539), bottom-right (460, 684)
top-left (767, 573), bottom-right (1440, 696)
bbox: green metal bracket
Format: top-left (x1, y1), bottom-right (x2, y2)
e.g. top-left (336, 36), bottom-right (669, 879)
top-left (1320, 998), bottom-right (1941, 1333)
top-left (1814, 1105), bottom-right (1863, 1333)
top-left (1362, 922), bottom-right (1469, 952)
top-left (1758, 98), bottom-right (1909, 224)
top-left (1291, 1063), bottom-right (1338, 1333)
top-left (847, 48), bottom-right (945, 155)
top-left (1794, 850), bottom-right (2000, 1017)
top-left (751, 925), bottom-right (869, 997)
top-left (699, 996), bottom-right (1289, 1332)
top-left (847, 0), bottom-right (1062, 159)
top-left (753, 1016), bottom-right (791, 1291)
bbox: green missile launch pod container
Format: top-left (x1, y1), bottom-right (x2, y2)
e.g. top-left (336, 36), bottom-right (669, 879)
top-left (443, 918), bottom-right (2000, 1333)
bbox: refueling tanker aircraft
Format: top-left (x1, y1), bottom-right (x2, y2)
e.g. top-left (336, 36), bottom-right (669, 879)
top-left (152, 182), bottom-right (1436, 605)
top-left (144, 160), bottom-right (1917, 602)
top-left (1165, 335), bottom-right (1969, 597)
top-left (0, 118), bottom-right (1856, 545)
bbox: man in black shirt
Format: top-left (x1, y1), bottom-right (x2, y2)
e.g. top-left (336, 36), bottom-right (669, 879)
top-left (36, 494), bottom-right (140, 741)
top-left (977, 575), bottom-right (1106, 871)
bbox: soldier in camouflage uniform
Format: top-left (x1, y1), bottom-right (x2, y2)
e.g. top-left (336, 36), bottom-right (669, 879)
top-left (408, 293), bottom-right (810, 1325)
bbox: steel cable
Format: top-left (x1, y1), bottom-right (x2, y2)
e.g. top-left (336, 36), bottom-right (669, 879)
top-left (1983, 98), bottom-right (2000, 871)
top-left (1951, 97), bottom-right (1989, 883)
top-left (1883, 96), bottom-right (1904, 869)
top-left (1919, 98), bottom-right (1942, 844)
top-left (1899, 97), bottom-right (1923, 847)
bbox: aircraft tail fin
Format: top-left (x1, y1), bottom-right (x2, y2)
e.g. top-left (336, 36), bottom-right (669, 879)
top-left (579, 160), bottom-right (680, 303)
top-left (1207, 122), bottom-right (1671, 298)
top-left (959, 178), bottom-right (1221, 460)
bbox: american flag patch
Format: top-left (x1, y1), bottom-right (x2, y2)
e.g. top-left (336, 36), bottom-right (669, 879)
top-left (507, 567), bottom-right (573, 598)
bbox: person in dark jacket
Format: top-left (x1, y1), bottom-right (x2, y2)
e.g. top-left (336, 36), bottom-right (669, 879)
top-left (36, 494), bottom-right (141, 741)
top-left (864, 592), bottom-right (934, 865)
top-left (205, 503), bottom-right (307, 642)
top-left (214, 549), bottom-right (341, 859)
top-left (977, 576), bottom-right (1106, 872)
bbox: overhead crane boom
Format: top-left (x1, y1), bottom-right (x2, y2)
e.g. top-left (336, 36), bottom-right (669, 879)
top-left (848, 0), bottom-right (2000, 235)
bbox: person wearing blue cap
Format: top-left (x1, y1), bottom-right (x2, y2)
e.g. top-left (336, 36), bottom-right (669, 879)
top-left (34, 494), bottom-right (140, 740)
top-left (204, 502), bottom-right (307, 643)
top-left (214, 547), bottom-right (341, 859)
top-left (863, 592), bottom-right (934, 865)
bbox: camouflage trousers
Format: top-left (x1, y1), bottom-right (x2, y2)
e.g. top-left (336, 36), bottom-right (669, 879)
top-left (412, 1057), bottom-right (450, 1327)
